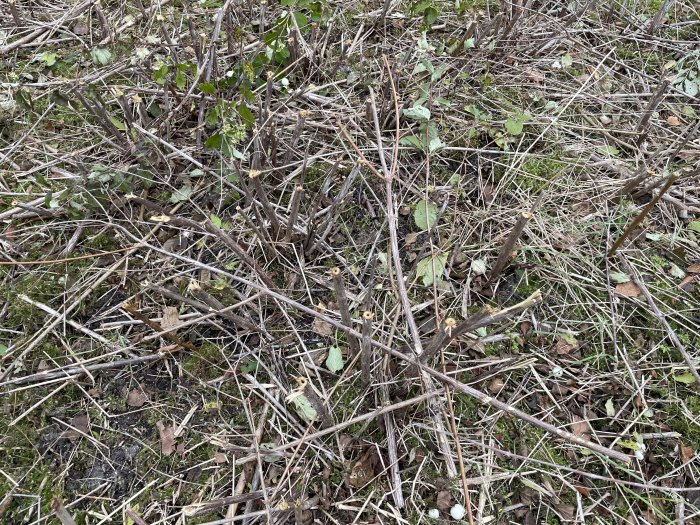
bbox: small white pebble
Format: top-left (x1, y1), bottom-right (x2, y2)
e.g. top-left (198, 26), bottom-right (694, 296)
top-left (428, 508), bottom-right (440, 519)
top-left (600, 115), bottom-right (612, 125)
top-left (450, 504), bottom-right (466, 520)
top-left (551, 366), bottom-right (564, 378)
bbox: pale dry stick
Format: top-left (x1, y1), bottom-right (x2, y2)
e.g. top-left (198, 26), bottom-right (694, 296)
top-left (378, 306), bottom-right (407, 510)
top-left (504, 48), bottom-right (617, 180)
top-left (616, 253), bottom-right (700, 386)
top-left (0, 0), bottom-right (94, 54)
top-left (99, 0), bottom-right (171, 45)
top-left (234, 392), bottom-right (439, 465)
top-left (360, 310), bottom-right (374, 388)
top-left (284, 185), bottom-right (304, 242)
top-left (17, 294), bottom-right (115, 347)
top-left (365, 89), bottom-right (423, 353)
top-left (488, 211), bottom-right (533, 282)
top-left (2, 355), bottom-right (163, 388)
top-left (146, 282), bottom-right (258, 331)
top-left (109, 225), bottom-right (632, 463)
top-left (368, 82), bottom-right (457, 478)
top-left (9, 380), bottom-right (72, 427)
top-left (0, 180), bottom-right (205, 383)
top-left (51, 498), bottom-right (77, 525)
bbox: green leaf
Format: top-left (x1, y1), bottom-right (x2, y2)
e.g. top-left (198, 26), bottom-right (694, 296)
top-left (688, 221), bottom-right (700, 233)
top-left (293, 10), bottom-right (309, 29)
top-left (416, 252), bottom-right (449, 286)
top-left (426, 122), bottom-right (444, 152)
top-left (414, 199), bottom-right (438, 230)
top-left (403, 105), bottom-right (431, 122)
top-left (170, 184), bottom-right (193, 204)
top-left (505, 117), bottom-right (524, 136)
top-left (38, 52), bottom-right (58, 67)
top-left (199, 82), bottom-right (216, 95)
top-left (109, 115), bottom-right (126, 131)
top-left (400, 135), bottom-right (425, 150)
top-left (597, 144), bottom-right (619, 156)
top-left (237, 103), bottom-right (255, 127)
top-left (91, 47), bottom-right (112, 65)
top-left (684, 78), bottom-right (698, 98)
top-left (561, 54), bottom-right (573, 68)
top-left (240, 358), bottom-right (258, 373)
top-left (605, 398), bottom-right (615, 417)
top-left (290, 394), bottom-right (317, 422)
top-left (0, 343), bottom-right (7, 356)
top-left (210, 214), bottom-right (223, 228)
top-left (325, 345), bottom-right (344, 373)
top-left (153, 63), bottom-right (169, 85)
top-left (175, 69), bottom-right (187, 90)
top-left (423, 6), bottom-right (438, 26)
top-left (610, 272), bottom-right (630, 284)
top-left (471, 258), bottom-right (487, 276)
top-left (673, 372), bottom-right (697, 385)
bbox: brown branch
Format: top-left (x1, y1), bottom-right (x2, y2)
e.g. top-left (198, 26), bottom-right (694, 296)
top-left (330, 268), bottom-right (361, 358)
top-left (608, 173), bottom-right (678, 258)
top-left (489, 211), bottom-right (533, 282)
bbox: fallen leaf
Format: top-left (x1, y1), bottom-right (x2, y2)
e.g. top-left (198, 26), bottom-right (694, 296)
top-left (552, 335), bottom-right (577, 355)
top-left (126, 387), bottom-right (149, 408)
top-left (570, 415), bottom-right (592, 441)
top-left (678, 275), bottom-right (696, 292)
top-left (404, 232), bottom-right (419, 245)
top-left (673, 372), bottom-right (696, 385)
top-left (526, 69), bottom-right (546, 83)
top-left (574, 485), bottom-right (590, 497)
top-left (666, 115), bottom-right (681, 126)
top-left (347, 448), bottom-right (377, 488)
top-left (156, 421), bottom-right (176, 456)
top-left (87, 388), bottom-right (101, 398)
top-left (680, 442), bottom-right (693, 463)
top-left (312, 317), bottom-right (333, 337)
top-left (488, 377), bottom-right (504, 394)
top-left (64, 414), bottom-right (90, 442)
top-left (615, 282), bottom-right (640, 298)
top-left (161, 306), bottom-right (180, 332)
top-left (436, 490), bottom-right (452, 511)
top-left (687, 263), bottom-right (700, 274)
top-left (214, 452), bottom-right (227, 464)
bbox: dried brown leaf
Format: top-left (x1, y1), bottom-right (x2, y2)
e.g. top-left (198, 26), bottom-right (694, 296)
top-left (312, 317), bottom-right (333, 338)
top-left (553, 336), bottom-right (577, 355)
top-left (156, 421), bottom-right (176, 456)
top-left (161, 306), bottom-right (180, 332)
top-left (615, 282), bottom-right (640, 298)
top-left (680, 442), bottom-right (693, 463)
top-left (126, 387), bottom-right (149, 408)
top-left (666, 115), bottom-right (681, 126)
top-left (687, 263), bottom-right (700, 274)
top-left (570, 415), bottom-right (592, 441)
top-left (347, 449), bottom-right (377, 488)
top-left (436, 490), bottom-right (452, 511)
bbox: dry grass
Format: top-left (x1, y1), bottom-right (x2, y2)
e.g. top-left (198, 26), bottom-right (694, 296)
top-left (1, 0), bottom-right (700, 524)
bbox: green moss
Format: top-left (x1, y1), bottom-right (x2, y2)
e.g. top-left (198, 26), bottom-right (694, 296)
top-left (180, 342), bottom-right (225, 380)
top-left (515, 156), bottom-right (564, 192)
top-left (666, 396), bottom-right (700, 448)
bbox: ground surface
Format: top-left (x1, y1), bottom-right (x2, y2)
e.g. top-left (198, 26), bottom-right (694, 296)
top-left (1, 1), bottom-right (700, 524)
